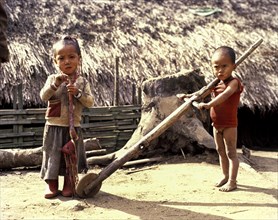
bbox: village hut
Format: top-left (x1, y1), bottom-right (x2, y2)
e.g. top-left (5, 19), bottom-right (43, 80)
top-left (1, 0), bottom-right (277, 150)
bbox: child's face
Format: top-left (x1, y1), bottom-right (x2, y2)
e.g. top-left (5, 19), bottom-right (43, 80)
top-left (211, 51), bottom-right (236, 81)
top-left (54, 44), bottom-right (81, 76)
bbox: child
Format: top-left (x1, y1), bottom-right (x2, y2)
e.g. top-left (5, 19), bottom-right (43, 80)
top-left (178, 46), bottom-right (243, 192)
top-left (40, 36), bottom-right (94, 199)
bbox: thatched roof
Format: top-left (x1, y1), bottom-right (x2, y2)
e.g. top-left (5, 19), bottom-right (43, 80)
top-left (1, 0), bottom-right (277, 111)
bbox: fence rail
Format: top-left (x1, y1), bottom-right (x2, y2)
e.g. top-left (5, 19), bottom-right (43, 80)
top-left (0, 105), bottom-right (141, 150)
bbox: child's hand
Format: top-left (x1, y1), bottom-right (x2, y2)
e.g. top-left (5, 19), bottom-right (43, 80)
top-left (55, 74), bottom-right (68, 86)
top-left (66, 84), bottom-right (79, 96)
top-left (194, 102), bottom-right (210, 110)
top-left (176, 93), bottom-right (192, 100)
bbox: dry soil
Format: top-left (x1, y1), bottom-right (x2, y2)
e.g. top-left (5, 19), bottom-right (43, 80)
top-left (1, 149), bottom-right (277, 220)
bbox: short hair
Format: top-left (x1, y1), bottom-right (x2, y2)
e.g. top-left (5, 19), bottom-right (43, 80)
top-left (52, 35), bottom-right (81, 58)
top-left (213, 46), bottom-right (236, 63)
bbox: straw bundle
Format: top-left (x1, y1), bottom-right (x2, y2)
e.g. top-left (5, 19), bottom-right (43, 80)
top-left (0, 0), bottom-right (277, 111)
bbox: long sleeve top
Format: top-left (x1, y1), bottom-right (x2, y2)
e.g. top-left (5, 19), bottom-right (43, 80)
top-left (40, 74), bottom-right (94, 127)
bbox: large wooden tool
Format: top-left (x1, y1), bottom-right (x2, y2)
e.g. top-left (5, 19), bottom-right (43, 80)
top-left (76, 38), bottom-right (263, 198)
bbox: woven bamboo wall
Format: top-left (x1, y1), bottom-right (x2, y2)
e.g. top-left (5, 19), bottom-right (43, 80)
top-left (0, 105), bottom-right (141, 150)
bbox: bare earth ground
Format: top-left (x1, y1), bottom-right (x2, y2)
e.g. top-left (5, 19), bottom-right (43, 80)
top-left (0, 149), bottom-right (277, 220)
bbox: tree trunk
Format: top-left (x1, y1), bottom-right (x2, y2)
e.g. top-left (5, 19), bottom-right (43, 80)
top-left (0, 138), bottom-right (102, 170)
top-left (86, 69), bottom-right (216, 167)
top-left (0, 147), bottom-right (42, 170)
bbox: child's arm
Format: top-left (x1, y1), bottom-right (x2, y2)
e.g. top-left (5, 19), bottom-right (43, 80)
top-left (72, 79), bottom-right (94, 108)
top-left (196, 79), bottom-right (239, 110)
top-left (40, 75), bottom-right (56, 101)
top-left (40, 74), bottom-right (69, 101)
top-left (176, 91), bottom-right (199, 100)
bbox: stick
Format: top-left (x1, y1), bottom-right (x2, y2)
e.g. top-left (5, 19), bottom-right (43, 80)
top-left (192, 37), bottom-right (263, 104)
top-left (235, 38), bottom-right (263, 67)
top-left (122, 157), bottom-right (164, 167)
top-left (180, 147), bottom-right (186, 159)
top-left (86, 149), bottom-right (107, 157)
top-left (125, 166), bottom-right (158, 175)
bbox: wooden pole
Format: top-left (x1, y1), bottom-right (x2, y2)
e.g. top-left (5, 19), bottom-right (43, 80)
top-left (82, 88), bottom-right (216, 196)
top-left (12, 86), bottom-right (17, 109)
top-left (79, 38), bottom-right (263, 197)
top-left (113, 57), bottom-right (119, 106)
top-left (137, 85), bottom-right (142, 105)
top-left (132, 83), bottom-right (136, 105)
top-left (17, 83), bottom-right (23, 110)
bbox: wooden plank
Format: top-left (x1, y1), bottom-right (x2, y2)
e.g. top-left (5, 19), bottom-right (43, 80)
top-left (118, 132), bottom-right (134, 139)
top-left (82, 132), bottom-right (117, 139)
top-left (0, 132), bottom-right (35, 138)
top-left (0, 120), bottom-right (32, 125)
top-left (28, 119), bottom-right (45, 124)
top-left (82, 108), bottom-right (140, 117)
top-left (82, 128), bottom-right (135, 137)
top-left (0, 141), bottom-right (42, 149)
top-left (24, 127), bottom-right (44, 133)
top-left (0, 106), bottom-right (141, 115)
top-left (0, 109), bottom-right (26, 115)
top-left (25, 109), bottom-right (46, 114)
top-left (0, 138), bottom-right (13, 144)
top-left (82, 126), bottom-right (117, 132)
top-left (0, 109), bottom-right (46, 115)
top-left (82, 122), bottom-right (138, 130)
top-left (84, 105), bottom-right (141, 113)
top-left (0, 128), bottom-right (13, 133)
top-left (23, 137), bottom-right (43, 142)
top-left (83, 111), bottom-right (140, 118)
top-left (82, 120), bottom-right (118, 128)
top-left (0, 119), bottom-right (45, 125)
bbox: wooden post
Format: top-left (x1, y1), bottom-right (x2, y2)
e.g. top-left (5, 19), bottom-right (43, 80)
top-left (113, 57), bottom-right (119, 106)
top-left (137, 85), bottom-right (142, 105)
top-left (12, 86), bottom-right (17, 109)
top-left (17, 83), bottom-right (23, 110)
top-left (132, 83), bottom-right (136, 104)
top-left (12, 84), bottom-right (24, 146)
top-left (12, 83), bottom-right (23, 110)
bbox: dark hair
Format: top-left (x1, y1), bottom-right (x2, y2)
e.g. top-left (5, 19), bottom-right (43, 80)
top-left (214, 46), bottom-right (236, 63)
top-left (52, 35), bottom-right (81, 58)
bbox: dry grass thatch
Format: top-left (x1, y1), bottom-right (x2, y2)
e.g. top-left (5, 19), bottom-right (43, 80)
top-left (0, 0), bottom-right (277, 111)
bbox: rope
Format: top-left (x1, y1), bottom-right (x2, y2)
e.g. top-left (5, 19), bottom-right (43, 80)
top-left (63, 141), bottom-right (79, 196)
top-left (62, 72), bottom-right (80, 197)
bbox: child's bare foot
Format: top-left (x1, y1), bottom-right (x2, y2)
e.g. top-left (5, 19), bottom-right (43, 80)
top-left (219, 180), bottom-right (237, 192)
top-left (215, 178), bottom-right (228, 187)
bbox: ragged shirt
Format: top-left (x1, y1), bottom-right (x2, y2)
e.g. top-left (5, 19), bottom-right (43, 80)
top-left (210, 77), bottom-right (244, 129)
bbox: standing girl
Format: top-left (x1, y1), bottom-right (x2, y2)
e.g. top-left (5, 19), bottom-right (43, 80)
top-left (40, 36), bottom-right (94, 199)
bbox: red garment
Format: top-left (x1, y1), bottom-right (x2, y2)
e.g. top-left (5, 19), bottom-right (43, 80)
top-left (210, 77), bottom-right (243, 129)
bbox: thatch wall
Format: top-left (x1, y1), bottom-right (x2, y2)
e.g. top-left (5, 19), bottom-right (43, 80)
top-left (1, 0), bottom-right (277, 111)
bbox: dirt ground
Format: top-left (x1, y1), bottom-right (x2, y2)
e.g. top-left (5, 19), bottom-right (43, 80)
top-left (1, 149), bottom-right (277, 220)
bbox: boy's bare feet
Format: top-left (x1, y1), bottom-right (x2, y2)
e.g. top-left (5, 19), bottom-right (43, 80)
top-left (215, 178), bottom-right (228, 187)
top-left (219, 180), bottom-right (237, 192)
